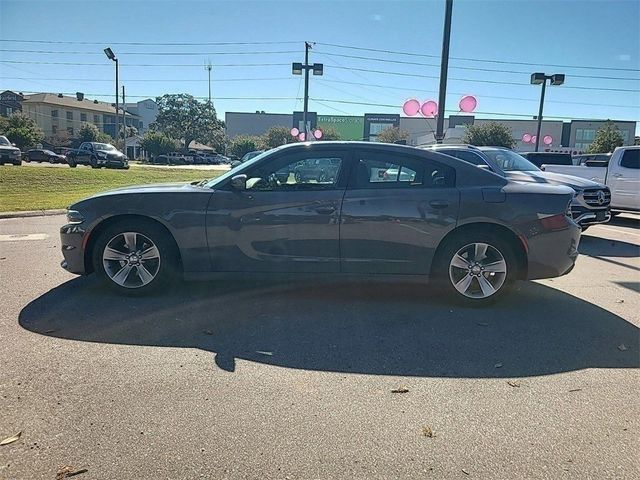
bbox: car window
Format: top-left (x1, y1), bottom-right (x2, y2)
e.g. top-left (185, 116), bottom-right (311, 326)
top-left (444, 150), bottom-right (487, 166)
top-left (620, 149), bottom-right (640, 169)
top-left (353, 152), bottom-right (454, 189)
top-left (481, 149), bottom-right (539, 171)
top-left (244, 153), bottom-right (344, 191)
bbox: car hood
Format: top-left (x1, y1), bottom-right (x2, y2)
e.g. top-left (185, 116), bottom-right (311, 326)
top-left (0, 145), bottom-right (20, 151)
top-left (96, 149), bottom-right (126, 157)
top-left (504, 170), bottom-right (604, 190)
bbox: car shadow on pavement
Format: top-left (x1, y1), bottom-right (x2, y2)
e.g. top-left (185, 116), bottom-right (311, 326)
top-left (579, 234), bottom-right (640, 258)
top-left (19, 276), bottom-right (639, 378)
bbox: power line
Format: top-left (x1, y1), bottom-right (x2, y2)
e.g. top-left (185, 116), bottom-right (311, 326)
top-left (315, 51), bottom-right (640, 82)
top-left (327, 65), bottom-right (640, 92)
top-left (0, 39), bottom-right (300, 46)
top-left (0, 76), bottom-right (293, 83)
top-left (310, 97), bottom-right (638, 121)
top-left (0, 48), bottom-right (299, 56)
top-left (317, 78), bottom-right (639, 109)
top-left (0, 60), bottom-right (290, 68)
top-left (317, 42), bottom-right (640, 73)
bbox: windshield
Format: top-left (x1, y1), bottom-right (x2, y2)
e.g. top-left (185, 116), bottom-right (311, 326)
top-left (204, 149), bottom-right (274, 188)
top-left (0, 136), bottom-right (11, 146)
top-left (481, 149), bottom-right (539, 172)
top-left (94, 143), bottom-right (116, 151)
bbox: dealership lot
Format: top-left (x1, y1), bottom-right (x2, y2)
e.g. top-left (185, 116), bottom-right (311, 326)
top-left (0, 214), bottom-right (638, 479)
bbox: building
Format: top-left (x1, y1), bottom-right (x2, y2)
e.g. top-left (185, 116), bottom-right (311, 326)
top-left (225, 111), bottom-right (637, 153)
top-left (0, 90), bottom-right (24, 117)
top-left (123, 98), bottom-right (158, 134)
top-left (21, 92), bottom-right (140, 141)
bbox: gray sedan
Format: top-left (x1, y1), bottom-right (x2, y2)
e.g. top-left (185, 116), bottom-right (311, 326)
top-left (60, 142), bottom-right (580, 304)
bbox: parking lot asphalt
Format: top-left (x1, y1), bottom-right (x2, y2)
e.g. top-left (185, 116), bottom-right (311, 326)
top-left (0, 214), bottom-right (638, 479)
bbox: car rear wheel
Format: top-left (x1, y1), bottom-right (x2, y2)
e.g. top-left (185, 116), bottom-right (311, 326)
top-left (434, 231), bottom-right (517, 305)
top-left (92, 220), bottom-right (179, 294)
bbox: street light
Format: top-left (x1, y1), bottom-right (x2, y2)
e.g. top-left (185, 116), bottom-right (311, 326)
top-left (531, 72), bottom-right (565, 152)
top-left (104, 47), bottom-right (119, 143)
top-left (292, 42), bottom-right (323, 137)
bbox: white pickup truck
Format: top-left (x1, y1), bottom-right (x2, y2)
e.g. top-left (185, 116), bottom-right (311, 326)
top-left (544, 146), bottom-right (640, 214)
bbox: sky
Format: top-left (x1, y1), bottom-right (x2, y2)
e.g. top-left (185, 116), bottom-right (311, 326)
top-left (1, 0), bottom-right (639, 132)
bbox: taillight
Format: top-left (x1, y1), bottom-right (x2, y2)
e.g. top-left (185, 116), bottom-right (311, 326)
top-left (540, 214), bottom-right (569, 231)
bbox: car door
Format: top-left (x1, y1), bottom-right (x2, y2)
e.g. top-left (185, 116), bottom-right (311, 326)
top-left (206, 148), bottom-right (350, 273)
top-left (609, 148), bottom-right (640, 210)
top-left (340, 149), bottom-right (459, 275)
top-left (77, 143), bottom-right (92, 164)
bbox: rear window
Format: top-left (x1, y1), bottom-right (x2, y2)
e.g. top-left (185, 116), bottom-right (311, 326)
top-left (620, 149), bottom-right (640, 169)
top-left (522, 153), bottom-right (572, 167)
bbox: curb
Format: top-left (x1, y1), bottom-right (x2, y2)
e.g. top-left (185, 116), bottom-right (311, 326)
top-left (0, 209), bottom-right (66, 220)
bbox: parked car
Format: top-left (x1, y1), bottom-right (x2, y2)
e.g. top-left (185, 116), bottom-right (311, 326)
top-left (519, 151), bottom-right (573, 168)
top-left (25, 148), bottom-right (67, 164)
top-left (422, 145), bottom-right (611, 229)
top-left (544, 146), bottom-right (640, 214)
top-left (154, 152), bottom-right (187, 165)
top-left (60, 142), bottom-right (580, 304)
top-left (66, 142), bottom-right (129, 169)
top-left (0, 135), bottom-right (22, 165)
top-left (231, 150), bottom-right (265, 168)
top-left (293, 157), bottom-right (341, 183)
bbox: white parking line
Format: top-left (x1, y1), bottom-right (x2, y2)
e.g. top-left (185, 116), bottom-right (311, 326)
top-left (0, 233), bottom-right (49, 242)
top-left (593, 226), bottom-right (640, 239)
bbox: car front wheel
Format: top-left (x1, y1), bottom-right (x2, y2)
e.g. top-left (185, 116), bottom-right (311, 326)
top-left (435, 231), bottom-right (517, 305)
top-left (92, 221), bottom-right (179, 294)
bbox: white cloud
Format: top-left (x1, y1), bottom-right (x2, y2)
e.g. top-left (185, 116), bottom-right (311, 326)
top-left (617, 54), bottom-right (631, 61)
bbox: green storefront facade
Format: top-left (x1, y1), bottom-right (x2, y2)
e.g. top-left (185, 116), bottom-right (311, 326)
top-left (317, 115), bottom-right (365, 141)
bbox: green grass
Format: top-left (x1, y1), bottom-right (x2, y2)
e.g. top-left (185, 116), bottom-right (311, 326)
top-left (0, 165), bottom-right (222, 212)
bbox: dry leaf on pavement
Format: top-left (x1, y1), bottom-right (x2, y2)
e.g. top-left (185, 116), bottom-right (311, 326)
top-left (494, 362), bottom-right (503, 368)
top-left (203, 330), bottom-right (214, 335)
top-left (618, 344), bottom-right (628, 351)
top-left (422, 426), bottom-right (436, 437)
top-left (0, 431), bottom-right (21, 446)
top-left (507, 380), bottom-right (521, 388)
top-left (462, 468), bottom-right (470, 475)
top-left (391, 387), bottom-right (409, 394)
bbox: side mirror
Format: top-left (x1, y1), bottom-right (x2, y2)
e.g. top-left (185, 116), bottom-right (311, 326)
top-left (477, 164), bottom-right (492, 171)
top-left (230, 174), bottom-right (247, 190)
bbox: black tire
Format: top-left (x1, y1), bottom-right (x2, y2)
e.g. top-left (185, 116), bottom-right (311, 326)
top-left (92, 219), bottom-right (180, 295)
top-left (432, 229), bottom-right (518, 306)
top-left (68, 161), bottom-right (77, 168)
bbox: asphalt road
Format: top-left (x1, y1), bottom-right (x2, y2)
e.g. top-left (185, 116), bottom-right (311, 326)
top-left (0, 215), bottom-right (638, 480)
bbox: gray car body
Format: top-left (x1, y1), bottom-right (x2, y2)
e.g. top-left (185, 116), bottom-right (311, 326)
top-left (61, 142), bottom-right (580, 282)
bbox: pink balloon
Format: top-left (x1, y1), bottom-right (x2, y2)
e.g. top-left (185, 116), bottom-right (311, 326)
top-left (290, 127), bottom-right (299, 137)
top-left (522, 133), bottom-right (532, 143)
top-left (531, 135), bottom-right (537, 144)
top-left (458, 95), bottom-right (477, 113)
top-left (543, 135), bottom-right (553, 145)
top-left (313, 129), bottom-right (323, 139)
top-left (420, 100), bottom-right (438, 117)
top-left (402, 99), bottom-right (420, 116)
top-left (298, 132), bottom-right (306, 141)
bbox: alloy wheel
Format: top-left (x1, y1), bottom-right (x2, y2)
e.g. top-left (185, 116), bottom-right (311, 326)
top-left (448, 242), bottom-right (507, 299)
top-left (102, 232), bottom-right (161, 289)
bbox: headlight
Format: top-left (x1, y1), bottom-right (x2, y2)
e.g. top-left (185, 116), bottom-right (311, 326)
top-left (12, 150), bottom-right (20, 156)
top-left (66, 210), bottom-right (85, 224)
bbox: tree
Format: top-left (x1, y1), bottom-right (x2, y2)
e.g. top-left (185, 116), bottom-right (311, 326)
top-left (0, 112), bottom-right (44, 150)
top-left (262, 126), bottom-right (293, 149)
top-left (139, 131), bottom-right (178, 158)
top-left (318, 126), bottom-right (342, 141)
top-left (78, 122), bottom-right (112, 143)
top-left (120, 125), bottom-right (139, 138)
top-left (586, 121), bottom-right (624, 153)
top-left (49, 129), bottom-right (72, 147)
top-left (376, 126), bottom-right (409, 144)
top-left (635, 136), bottom-right (640, 146)
top-left (152, 94), bottom-right (224, 150)
top-left (463, 122), bottom-right (516, 149)
top-left (205, 128), bottom-right (228, 154)
top-left (227, 135), bottom-right (263, 159)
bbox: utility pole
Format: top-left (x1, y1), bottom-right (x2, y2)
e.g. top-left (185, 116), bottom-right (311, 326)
top-left (205, 61), bottom-right (212, 107)
top-left (121, 85), bottom-right (126, 145)
top-left (292, 42), bottom-right (323, 138)
top-left (436, 0), bottom-right (453, 143)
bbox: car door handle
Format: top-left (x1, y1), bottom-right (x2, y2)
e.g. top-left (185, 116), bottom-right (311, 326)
top-left (316, 206), bottom-right (336, 215)
top-left (429, 200), bottom-right (450, 209)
